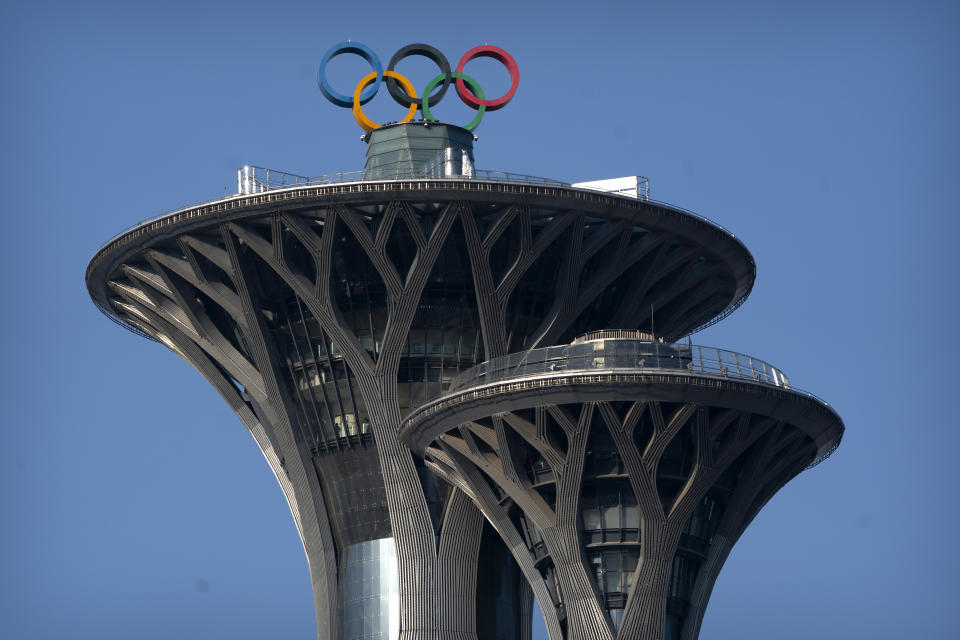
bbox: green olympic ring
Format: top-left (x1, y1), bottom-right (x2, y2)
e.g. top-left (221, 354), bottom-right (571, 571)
top-left (421, 72), bottom-right (485, 131)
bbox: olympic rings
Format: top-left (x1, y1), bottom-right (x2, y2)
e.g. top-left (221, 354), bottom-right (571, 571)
top-left (353, 71), bottom-right (418, 133)
top-left (387, 44), bottom-right (451, 110)
top-left (422, 73), bottom-right (485, 132)
top-left (318, 42), bottom-right (382, 108)
top-left (317, 42), bottom-right (519, 131)
top-left (455, 45), bottom-right (519, 112)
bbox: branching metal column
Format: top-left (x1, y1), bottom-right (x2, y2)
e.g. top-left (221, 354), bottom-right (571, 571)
top-left (401, 336), bottom-right (843, 640)
top-left (88, 180), bottom-right (757, 640)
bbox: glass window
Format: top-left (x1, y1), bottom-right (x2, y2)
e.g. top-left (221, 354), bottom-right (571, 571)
top-left (427, 329), bottom-right (442, 355)
top-left (609, 608), bottom-right (624, 633)
top-left (683, 495), bottom-right (724, 544)
top-left (621, 552), bottom-right (638, 591)
top-left (581, 482), bottom-right (641, 542)
top-left (583, 506), bottom-right (601, 531)
top-left (668, 554), bottom-right (701, 603)
top-left (342, 538), bottom-right (400, 640)
top-left (591, 553), bottom-right (603, 591)
top-left (605, 569), bottom-right (620, 594)
top-left (603, 551), bottom-right (620, 592)
top-left (603, 503), bottom-right (621, 529)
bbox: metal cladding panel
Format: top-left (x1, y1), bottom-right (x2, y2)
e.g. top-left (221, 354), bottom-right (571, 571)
top-left (313, 445), bottom-right (392, 547)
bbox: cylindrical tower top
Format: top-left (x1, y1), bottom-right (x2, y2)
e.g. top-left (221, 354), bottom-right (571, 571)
top-left (363, 122), bottom-right (475, 179)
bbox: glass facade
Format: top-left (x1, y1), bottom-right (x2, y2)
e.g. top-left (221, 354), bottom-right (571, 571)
top-left (680, 494), bottom-right (724, 554)
top-left (509, 405), bottom-right (781, 637)
top-left (588, 548), bottom-right (639, 632)
top-left (260, 212), bottom-right (488, 449)
top-left (476, 522), bottom-right (528, 640)
top-left (342, 538), bottom-right (400, 640)
top-left (661, 492), bottom-right (730, 636)
top-left (666, 553), bottom-right (701, 630)
top-left (581, 481), bottom-right (640, 544)
top-left (275, 296), bottom-right (373, 447)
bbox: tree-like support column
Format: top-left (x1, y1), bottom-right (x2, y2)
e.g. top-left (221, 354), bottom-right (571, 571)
top-left (401, 334), bottom-right (843, 640)
top-left (88, 176), bottom-right (758, 640)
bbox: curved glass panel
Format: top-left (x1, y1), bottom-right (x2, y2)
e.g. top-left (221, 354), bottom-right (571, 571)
top-left (342, 538), bottom-right (400, 640)
top-left (587, 548), bottom-right (639, 632)
top-left (581, 481), bottom-right (640, 544)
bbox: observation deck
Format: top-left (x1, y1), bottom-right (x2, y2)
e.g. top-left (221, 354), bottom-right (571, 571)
top-left (398, 332), bottom-right (843, 640)
top-left (88, 164), bottom-right (755, 345)
top-left (401, 331), bottom-right (842, 462)
top-left (448, 331), bottom-right (792, 393)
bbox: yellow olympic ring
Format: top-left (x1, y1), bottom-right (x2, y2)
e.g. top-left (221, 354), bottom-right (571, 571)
top-left (352, 70), bottom-right (417, 132)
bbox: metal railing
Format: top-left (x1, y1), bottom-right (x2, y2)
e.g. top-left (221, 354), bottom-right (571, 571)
top-left (448, 339), bottom-right (792, 393)
top-left (236, 164), bottom-right (571, 195)
top-left (238, 165), bottom-right (313, 193)
top-left (92, 165), bottom-right (575, 252)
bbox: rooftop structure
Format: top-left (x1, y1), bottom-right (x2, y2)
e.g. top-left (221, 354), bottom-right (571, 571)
top-left (85, 42), bottom-right (842, 640)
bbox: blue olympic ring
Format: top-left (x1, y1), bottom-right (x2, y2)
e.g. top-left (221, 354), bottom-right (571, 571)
top-left (317, 42), bottom-right (383, 108)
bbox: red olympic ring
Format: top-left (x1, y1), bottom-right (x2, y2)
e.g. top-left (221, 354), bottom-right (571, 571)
top-left (455, 45), bottom-right (519, 112)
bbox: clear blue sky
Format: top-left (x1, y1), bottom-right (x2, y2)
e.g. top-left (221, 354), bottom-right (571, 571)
top-left (2, 1), bottom-right (957, 638)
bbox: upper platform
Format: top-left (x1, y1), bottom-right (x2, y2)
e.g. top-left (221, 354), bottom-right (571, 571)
top-left (87, 167), bottom-right (756, 353)
top-left (399, 330), bottom-right (843, 463)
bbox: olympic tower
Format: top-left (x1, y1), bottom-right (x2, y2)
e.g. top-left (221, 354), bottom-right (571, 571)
top-left (86, 42), bottom-right (843, 640)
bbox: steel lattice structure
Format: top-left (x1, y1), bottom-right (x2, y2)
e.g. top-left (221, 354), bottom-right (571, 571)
top-left (87, 124), bottom-right (838, 639)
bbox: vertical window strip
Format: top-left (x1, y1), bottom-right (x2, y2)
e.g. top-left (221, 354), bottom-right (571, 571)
top-left (282, 353), bottom-right (319, 447)
top-left (280, 306), bottom-right (326, 447)
top-left (317, 326), bottom-right (350, 439)
top-left (293, 297), bottom-right (339, 444)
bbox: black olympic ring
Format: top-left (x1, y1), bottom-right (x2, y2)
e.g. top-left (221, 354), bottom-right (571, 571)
top-left (386, 44), bottom-right (452, 110)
